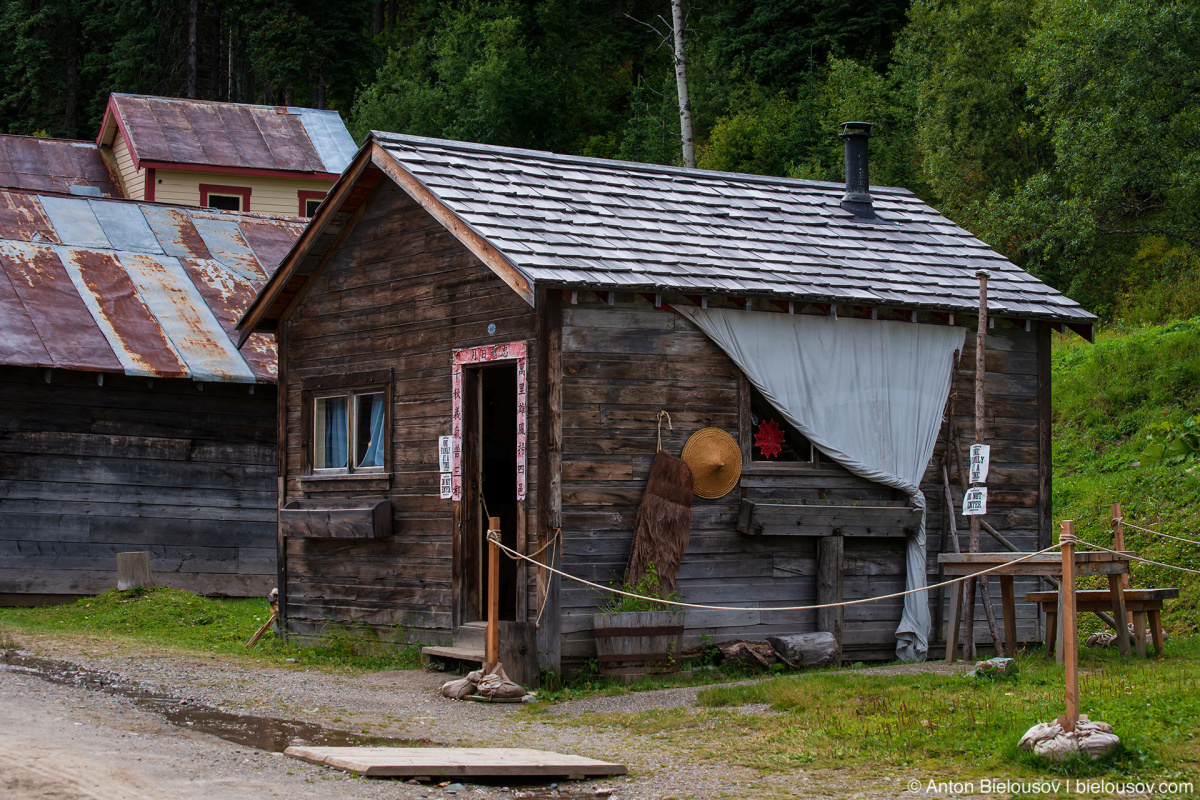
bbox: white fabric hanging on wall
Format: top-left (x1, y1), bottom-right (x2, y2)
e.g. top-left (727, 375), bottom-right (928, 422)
top-left (675, 306), bottom-right (965, 661)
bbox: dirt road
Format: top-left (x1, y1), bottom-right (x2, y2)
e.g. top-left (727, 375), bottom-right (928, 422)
top-left (0, 634), bottom-right (941, 800)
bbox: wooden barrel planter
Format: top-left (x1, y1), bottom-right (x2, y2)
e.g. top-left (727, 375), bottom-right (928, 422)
top-left (592, 611), bottom-right (685, 679)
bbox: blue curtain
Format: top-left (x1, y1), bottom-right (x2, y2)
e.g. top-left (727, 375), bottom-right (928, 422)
top-left (358, 395), bottom-right (386, 468)
top-left (323, 397), bottom-right (347, 469)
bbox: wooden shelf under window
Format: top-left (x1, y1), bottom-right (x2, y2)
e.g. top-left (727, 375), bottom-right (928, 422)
top-left (736, 500), bottom-right (919, 538)
top-left (280, 498), bottom-right (393, 539)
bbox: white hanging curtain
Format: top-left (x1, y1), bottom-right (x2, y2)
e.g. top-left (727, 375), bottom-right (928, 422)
top-left (675, 306), bottom-right (964, 661)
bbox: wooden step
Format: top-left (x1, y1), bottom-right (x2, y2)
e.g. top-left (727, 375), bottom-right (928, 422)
top-left (421, 645), bottom-right (485, 664)
top-left (286, 746), bottom-right (627, 778)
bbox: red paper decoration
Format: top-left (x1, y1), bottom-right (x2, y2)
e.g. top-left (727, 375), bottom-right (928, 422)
top-left (755, 418), bottom-right (786, 459)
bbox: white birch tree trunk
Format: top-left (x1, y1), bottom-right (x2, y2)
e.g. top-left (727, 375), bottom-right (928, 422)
top-left (670, 0), bottom-right (695, 169)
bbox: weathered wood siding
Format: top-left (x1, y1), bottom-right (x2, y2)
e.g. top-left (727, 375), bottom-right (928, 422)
top-left (0, 366), bottom-right (276, 601)
top-left (280, 180), bottom-right (538, 644)
top-left (926, 319), bottom-right (1050, 656)
top-left (558, 297), bottom-right (1048, 664)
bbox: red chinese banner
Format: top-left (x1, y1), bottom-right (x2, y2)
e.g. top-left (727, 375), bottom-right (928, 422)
top-left (450, 341), bottom-right (528, 502)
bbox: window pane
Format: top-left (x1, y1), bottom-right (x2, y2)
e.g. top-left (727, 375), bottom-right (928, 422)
top-left (314, 396), bottom-right (348, 469)
top-left (356, 393), bottom-right (386, 468)
top-left (207, 194), bottom-right (241, 211)
top-left (750, 387), bottom-right (814, 462)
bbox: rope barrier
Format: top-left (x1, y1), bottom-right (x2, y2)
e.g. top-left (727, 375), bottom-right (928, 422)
top-left (490, 535), bottom-right (1065, 613)
top-left (1120, 520), bottom-right (1200, 547)
top-left (1076, 539), bottom-right (1200, 576)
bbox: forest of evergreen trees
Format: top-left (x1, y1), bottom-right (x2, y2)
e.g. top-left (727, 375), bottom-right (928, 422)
top-left (2, 0), bottom-right (1197, 323)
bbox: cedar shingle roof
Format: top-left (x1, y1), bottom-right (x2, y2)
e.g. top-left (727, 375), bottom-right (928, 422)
top-left (374, 132), bottom-right (1094, 323)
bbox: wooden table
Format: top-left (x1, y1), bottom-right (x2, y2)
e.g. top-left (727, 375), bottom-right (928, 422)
top-left (1026, 588), bottom-right (1178, 658)
top-left (937, 551), bottom-right (1134, 663)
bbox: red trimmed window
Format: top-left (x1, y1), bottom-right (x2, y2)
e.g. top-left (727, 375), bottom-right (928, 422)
top-left (200, 183), bottom-right (251, 211)
top-left (298, 190), bottom-right (326, 217)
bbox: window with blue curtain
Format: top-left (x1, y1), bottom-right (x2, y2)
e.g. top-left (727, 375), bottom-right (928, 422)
top-left (356, 393), bottom-right (386, 468)
top-left (314, 395), bottom-right (348, 469)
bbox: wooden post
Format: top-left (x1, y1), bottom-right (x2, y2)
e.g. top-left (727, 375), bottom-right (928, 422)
top-left (816, 534), bottom-right (844, 666)
top-left (116, 552), bottom-right (152, 590)
top-left (535, 289), bottom-right (563, 673)
top-left (966, 269), bottom-right (1005, 657)
top-left (486, 516), bottom-right (501, 667)
top-left (1112, 503), bottom-right (1132, 624)
top-left (1060, 520), bottom-right (1078, 733)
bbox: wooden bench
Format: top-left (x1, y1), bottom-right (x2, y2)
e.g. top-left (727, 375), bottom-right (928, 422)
top-left (1026, 588), bottom-right (1179, 658)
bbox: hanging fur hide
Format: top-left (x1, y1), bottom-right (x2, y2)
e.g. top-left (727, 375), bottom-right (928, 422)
top-left (625, 451), bottom-right (694, 594)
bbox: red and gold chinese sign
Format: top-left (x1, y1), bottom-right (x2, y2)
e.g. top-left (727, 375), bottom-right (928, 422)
top-left (451, 341), bottom-right (528, 502)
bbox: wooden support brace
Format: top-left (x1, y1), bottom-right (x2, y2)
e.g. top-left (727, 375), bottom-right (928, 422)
top-left (1060, 520), bottom-right (1079, 733)
top-left (486, 516), bottom-right (500, 667)
top-left (1112, 503), bottom-right (1132, 624)
top-left (816, 534), bottom-right (844, 666)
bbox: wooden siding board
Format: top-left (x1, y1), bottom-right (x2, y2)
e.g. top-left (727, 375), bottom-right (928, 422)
top-left (0, 366), bottom-right (277, 597)
top-left (279, 181), bottom-right (538, 642)
top-left (556, 302), bottom-right (1045, 667)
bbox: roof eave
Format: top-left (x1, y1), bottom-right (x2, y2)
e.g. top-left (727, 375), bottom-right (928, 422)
top-left (534, 279), bottom-right (1096, 337)
top-left (236, 138), bottom-right (378, 347)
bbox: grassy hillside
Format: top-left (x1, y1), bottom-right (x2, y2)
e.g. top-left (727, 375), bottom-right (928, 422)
top-left (1052, 319), bottom-right (1200, 633)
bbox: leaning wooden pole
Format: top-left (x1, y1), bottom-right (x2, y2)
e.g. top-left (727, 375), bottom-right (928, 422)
top-left (1112, 503), bottom-right (1132, 625)
top-left (486, 516), bottom-right (501, 667)
top-left (1060, 519), bottom-right (1079, 732)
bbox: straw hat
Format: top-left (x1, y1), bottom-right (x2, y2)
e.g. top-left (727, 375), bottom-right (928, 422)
top-left (681, 428), bottom-right (743, 499)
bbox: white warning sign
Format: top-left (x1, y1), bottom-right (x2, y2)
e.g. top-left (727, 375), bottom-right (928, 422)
top-left (969, 444), bottom-right (991, 484)
top-left (438, 436), bottom-right (453, 473)
top-left (439, 472), bottom-right (453, 500)
top-left (962, 486), bottom-right (988, 516)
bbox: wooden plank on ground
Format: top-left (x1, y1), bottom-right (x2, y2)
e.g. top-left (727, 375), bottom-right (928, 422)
top-left (283, 746), bottom-right (627, 778)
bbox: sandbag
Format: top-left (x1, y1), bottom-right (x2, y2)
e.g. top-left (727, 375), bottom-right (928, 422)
top-left (440, 669), bottom-right (485, 700)
top-left (440, 676), bottom-right (475, 700)
top-left (1018, 715), bottom-right (1119, 761)
top-left (476, 663), bottom-right (525, 700)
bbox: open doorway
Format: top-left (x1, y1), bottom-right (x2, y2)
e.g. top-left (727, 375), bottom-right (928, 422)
top-left (461, 362), bottom-right (519, 623)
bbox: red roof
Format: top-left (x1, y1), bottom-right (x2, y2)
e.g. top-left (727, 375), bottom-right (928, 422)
top-left (0, 135), bottom-right (121, 196)
top-left (98, 94), bottom-right (353, 177)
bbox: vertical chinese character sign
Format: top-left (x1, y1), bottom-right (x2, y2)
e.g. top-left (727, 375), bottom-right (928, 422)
top-left (450, 342), bottom-right (528, 502)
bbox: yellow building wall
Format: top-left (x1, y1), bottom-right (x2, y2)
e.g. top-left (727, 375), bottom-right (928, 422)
top-left (152, 170), bottom-right (333, 216)
top-left (111, 136), bottom-right (146, 201)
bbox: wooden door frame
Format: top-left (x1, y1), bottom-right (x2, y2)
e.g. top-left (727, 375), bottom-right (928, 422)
top-left (451, 342), bottom-right (529, 629)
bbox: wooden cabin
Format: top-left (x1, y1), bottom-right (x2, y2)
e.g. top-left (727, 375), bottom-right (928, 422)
top-left (238, 133), bottom-right (1095, 671)
top-left (95, 94), bottom-right (356, 216)
top-left (0, 189), bottom-right (304, 603)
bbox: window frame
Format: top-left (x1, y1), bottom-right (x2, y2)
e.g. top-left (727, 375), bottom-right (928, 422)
top-left (200, 183), bottom-right (252, 212)
top-left (298, 190), bottom-right (327, 217)
top-left (738, 374), bottom-right (821, 472)
top-left (301, 370), bottom-right (392, 476)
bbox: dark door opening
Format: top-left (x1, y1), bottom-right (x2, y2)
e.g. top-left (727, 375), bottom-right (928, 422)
top-left (462, 363), bottom-right (519, 623)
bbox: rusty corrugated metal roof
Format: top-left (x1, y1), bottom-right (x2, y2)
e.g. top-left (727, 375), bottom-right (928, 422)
top-left (0, 135), bottom-right (121, 196)
top-left (103, 94), bottom-right (357, 175)
top-left (0, 190), bottom-right (304, 382)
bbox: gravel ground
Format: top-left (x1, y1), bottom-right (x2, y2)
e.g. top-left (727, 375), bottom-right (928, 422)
top-left (0, 632), bottom-right (998, 800)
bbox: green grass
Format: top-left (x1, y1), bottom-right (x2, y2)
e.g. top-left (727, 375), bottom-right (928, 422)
top-left (1053, 319), bottom-right (1200, 633)
top-left (0, 586), bottom-right (424, 671)
top-left (559, 641), bottom-right (1200, 780)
